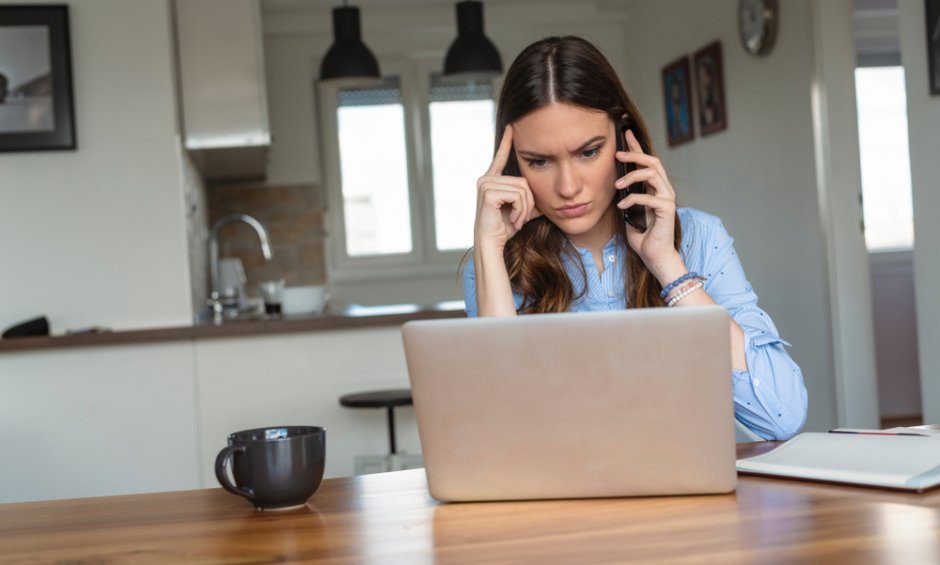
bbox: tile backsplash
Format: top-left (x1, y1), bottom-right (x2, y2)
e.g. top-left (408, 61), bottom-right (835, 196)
top-left (207, 183), bottom-right (326, 298)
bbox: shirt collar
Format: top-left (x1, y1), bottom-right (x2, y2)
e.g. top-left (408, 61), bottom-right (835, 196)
top-left (565, 236), bottom-right (620, 255)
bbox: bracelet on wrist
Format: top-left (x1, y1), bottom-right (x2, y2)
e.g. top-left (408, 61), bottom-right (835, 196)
top-left (660, 272), bottom-right (705, 299)
top-left (666, 280), bottom-right (704, 307)
top-left (666, 278), bottom-right (700, 299)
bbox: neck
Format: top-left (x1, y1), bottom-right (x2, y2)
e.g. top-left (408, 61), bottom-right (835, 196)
top-left (566, 208), bottom-right (617, 255)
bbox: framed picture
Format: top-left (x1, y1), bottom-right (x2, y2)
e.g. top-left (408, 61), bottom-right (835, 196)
top-left (0, 5), bottom-right (76, 152)
top-left (661, 56), bottom-right (694, 147)
top-left (693, 41), bottom-right (727, 136)
top-left (928, 0), bottom-right (940, 95)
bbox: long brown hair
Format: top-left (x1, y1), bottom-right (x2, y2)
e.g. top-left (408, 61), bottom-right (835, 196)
top-left (495, 36), bottom-right (682, 312)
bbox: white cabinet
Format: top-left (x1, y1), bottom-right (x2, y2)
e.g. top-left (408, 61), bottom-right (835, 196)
top-left (0, 343), bottom-right (202, 503)
top-left (0, 325), bottom-right (421, 503)
top-left (175, 0), bottom-right (270, 181)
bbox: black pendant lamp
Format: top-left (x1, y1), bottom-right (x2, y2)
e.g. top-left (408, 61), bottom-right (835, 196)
top-left (319, 4), bottom-right (380, 81)
top-left (443, 1), bottom-right (502, 77)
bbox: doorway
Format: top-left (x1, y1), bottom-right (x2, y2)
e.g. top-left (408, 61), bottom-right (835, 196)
top-left (853, 0), bottom-right (921, 427)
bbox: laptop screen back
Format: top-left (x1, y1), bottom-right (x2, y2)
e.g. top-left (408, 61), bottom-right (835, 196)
top-left (402, 306), bottom-right (737, 502)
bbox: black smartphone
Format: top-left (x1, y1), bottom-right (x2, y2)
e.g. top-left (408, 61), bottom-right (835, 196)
top-left (615, 126), bottom-right (648, 233)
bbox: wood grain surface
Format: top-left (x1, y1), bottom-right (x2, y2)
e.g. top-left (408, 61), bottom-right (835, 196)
top-left (2, 443), bottom-right (940, 564)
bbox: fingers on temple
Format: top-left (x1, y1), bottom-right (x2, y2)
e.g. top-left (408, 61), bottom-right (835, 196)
top-left (487, 125), bottom-right (514, 176)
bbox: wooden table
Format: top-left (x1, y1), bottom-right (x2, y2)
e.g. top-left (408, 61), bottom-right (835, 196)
top-left (3, 442), bottom-right (940, 564)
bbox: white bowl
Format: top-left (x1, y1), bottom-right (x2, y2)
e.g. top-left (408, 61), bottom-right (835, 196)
top-left (281, 285), bottom-right (328, 315)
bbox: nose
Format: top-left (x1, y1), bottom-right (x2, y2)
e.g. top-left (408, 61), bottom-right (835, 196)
top-left (555, 162), bottom-right (582, 199)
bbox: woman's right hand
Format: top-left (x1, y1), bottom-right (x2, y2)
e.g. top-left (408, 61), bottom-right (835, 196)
top-left (474, 125), bottom-right (541, 250)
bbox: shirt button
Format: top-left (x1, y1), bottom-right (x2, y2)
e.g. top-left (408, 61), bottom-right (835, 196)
top-left (607, 291), bottom-right (615, 298)
top-left (608, 255), bottom-right (616, 263)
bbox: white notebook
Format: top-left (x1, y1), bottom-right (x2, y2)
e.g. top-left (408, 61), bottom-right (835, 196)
top-left (736, 432), bottom-right (940, 492)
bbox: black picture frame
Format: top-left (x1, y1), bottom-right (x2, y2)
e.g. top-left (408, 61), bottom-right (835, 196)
top-left (927, 0), bottom-right (940, 95)
top-left (661, 56), bottom-right (694, 147)
top-left (0, 5), bottom-right (76, 152)
top-left (693, 41), bottom-right (728, 136)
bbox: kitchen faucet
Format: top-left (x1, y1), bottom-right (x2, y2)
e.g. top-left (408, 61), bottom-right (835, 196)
top-left (208, 214), bottom-right (273, 300)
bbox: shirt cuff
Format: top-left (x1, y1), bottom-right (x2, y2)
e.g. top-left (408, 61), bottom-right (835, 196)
top-left (732, 327), bottom-right (805, 440)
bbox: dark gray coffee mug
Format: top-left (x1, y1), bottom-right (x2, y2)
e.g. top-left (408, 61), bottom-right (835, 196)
top-left (215, 426), bottom-right (326, 510)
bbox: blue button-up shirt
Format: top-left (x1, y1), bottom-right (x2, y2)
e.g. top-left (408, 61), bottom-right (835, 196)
top-left (463, 207), bottom-right (808, 440)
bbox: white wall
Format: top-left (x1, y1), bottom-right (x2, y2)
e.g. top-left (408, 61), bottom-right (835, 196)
top-left (899, 1), bottom-right (940, 423)
top-left (0, 0), bottom-right (193, 334)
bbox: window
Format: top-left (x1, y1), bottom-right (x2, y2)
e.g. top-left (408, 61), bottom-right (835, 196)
top-left (854, 66), bottom-right (914, 251)
top-left (336, 79), bottom-right (412, 256)
top-left (318, 59), bottom-right (498, 281)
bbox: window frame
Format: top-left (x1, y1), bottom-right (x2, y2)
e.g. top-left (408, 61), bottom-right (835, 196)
top-left (317, 55), bottom-right (500, 284)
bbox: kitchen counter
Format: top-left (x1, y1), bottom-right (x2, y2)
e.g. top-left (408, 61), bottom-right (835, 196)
top-left (1, 301), bottom-right (452, 501)
top-left (0, 301), bottom-right (466, 354)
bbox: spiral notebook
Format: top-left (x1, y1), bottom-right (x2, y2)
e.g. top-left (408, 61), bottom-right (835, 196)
top-left (736, 432), bottom-right (940, 492)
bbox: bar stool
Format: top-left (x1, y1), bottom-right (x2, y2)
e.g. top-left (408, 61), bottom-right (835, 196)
top-left (339, 389), bottom-right (423, 475)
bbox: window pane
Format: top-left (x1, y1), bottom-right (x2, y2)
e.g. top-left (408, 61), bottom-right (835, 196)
top-left (854, 67), bottom-right (914, 251)
top-left (429, 77), bottom-right (495, 251)
top-left (337, 79), bottom-right (412, 256)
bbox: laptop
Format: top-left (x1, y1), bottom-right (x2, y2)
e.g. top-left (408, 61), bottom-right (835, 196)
top-left (401, 306), bottom-right (737, 502)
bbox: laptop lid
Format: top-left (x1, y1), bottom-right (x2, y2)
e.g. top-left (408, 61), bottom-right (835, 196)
top-left (402, 306), bottom-right (736, 502)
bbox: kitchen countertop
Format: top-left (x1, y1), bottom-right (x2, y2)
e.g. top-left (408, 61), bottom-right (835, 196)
top-left (0, 301), bottom-right (467, 354)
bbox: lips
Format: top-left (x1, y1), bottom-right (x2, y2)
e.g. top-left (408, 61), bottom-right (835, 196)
top-left (556, 203), bottom-right (590, 218)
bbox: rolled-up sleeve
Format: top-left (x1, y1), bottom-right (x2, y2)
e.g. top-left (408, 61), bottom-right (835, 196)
top-left (462, 257), bottom-right (526, 317)
top-left (680, 209), bottom-right (808, 440)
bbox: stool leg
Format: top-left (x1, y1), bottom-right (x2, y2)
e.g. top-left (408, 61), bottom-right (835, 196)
top-left (387, 406), bottom-right (397, 455)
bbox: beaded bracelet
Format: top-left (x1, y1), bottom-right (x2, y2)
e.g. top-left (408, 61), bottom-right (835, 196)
top-left (660, 272), bottom-right (702, 299)
top-left (667, 278), bottom-right (700, 299)
top-left (666, 280), bottom-right (704, 307)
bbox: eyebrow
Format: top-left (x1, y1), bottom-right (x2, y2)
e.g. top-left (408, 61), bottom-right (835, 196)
top-left (515, 135), bottom-right (607, 160)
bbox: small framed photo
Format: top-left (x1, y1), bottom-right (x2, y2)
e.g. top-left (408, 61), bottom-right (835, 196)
top-left (693, 41), bottom-right (727, 136)
top-left (661, 56), bottom-right (694, 147)
top-left (0, 5), bottom-right (76, 152)
top-left (927, 0), bottom-right (940, 95)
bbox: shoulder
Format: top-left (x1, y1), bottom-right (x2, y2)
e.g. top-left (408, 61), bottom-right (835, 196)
top-left (678, 206), bottom-right (723, 232)
top-left (677, 207), bottom-right (738, 277)
top-left (678, 207), bottom-right (729, 248)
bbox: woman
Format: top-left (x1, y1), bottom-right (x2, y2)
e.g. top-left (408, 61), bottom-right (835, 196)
top-left (463, 36), bottom-right (807, 440)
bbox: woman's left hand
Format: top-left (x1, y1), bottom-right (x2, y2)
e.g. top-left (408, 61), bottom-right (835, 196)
top-left (615, 129), bottom-right (687, 284)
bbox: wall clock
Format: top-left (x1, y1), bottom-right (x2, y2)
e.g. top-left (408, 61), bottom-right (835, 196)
top-left (738, 0), bottom-right (779, 56)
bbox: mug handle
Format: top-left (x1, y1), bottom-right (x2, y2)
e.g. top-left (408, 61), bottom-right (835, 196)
top-left (214, 445), bottom-right (254, 501)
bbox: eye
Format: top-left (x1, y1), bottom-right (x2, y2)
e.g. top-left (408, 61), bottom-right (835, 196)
top-left (526, 159), bottom-right (548, 169)
top-left (580, 146), bottom-right (601, 159)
